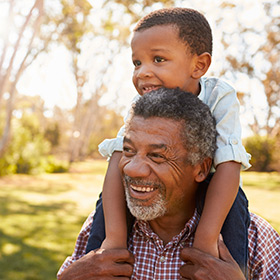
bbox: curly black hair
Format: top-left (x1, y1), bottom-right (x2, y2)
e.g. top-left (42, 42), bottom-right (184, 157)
top-left (134, 7), bottom-right (213, 56)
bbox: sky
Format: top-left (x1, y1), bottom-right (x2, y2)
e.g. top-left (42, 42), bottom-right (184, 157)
top-left (2, 0), bottom-right (276, 137)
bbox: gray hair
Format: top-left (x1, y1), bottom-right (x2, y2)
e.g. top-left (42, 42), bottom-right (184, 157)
top-left (126, 87), bottom-right (217, 165)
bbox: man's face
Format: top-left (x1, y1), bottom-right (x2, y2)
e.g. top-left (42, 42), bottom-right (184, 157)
top-left (119, 116), bottom-right (199, 221)
top-left (131, 25), bottom-right (199, 96)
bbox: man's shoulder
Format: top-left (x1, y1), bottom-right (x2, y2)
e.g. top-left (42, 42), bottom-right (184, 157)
top-left (248, 212), bottom-right (280, 278)
top-left (249, 212), bottom-right (280, 245)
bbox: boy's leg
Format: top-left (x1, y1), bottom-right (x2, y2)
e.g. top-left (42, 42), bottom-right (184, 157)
top-left (196, 174), bottom-right (250, 279)
top-left (86, 193), bottom-right (105, 253)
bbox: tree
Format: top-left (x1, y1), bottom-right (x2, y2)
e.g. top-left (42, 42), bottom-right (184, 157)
top-left (0, 0), bottom-right (45, 156)
top-left (0, 0), bottom-right (100, 162)
top-left (3, 0), bottom-right (279, 167)
top-left (61, 0), bottom-right (179, 162)
top-left (217, 0), bottom-right (280, 137)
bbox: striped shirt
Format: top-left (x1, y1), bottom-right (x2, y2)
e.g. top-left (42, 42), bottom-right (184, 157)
top-left (57, 211), bottom-right (280, 279)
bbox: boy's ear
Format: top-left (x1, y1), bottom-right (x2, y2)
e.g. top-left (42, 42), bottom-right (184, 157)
top-left (193, 157), bottom-right (212, 183)
top-left (192, 52), bottom-right (211, 79)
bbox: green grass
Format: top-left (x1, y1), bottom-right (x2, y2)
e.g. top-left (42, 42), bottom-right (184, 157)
top-left (0, 161), bottom-right (279, 279)
top-left (0, 160), bottom-right (107, 280)
top-left (242, 171), bottom-right (280, 233)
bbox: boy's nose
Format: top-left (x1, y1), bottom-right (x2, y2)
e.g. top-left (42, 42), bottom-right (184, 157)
top-left (123, 156), bottom-right (151, 178)
top-left (136, 64), bottom-right (153, 78)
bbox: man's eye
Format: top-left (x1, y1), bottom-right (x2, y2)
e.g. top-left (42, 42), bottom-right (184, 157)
top-left (133, 60), bottom-right (141, 67)
top-left (149, 153), bottom-right (166, 163)
top-left (154, 56), bottom-right (165, 63)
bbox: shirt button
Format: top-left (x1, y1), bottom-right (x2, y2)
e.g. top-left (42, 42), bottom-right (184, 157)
top-left (159, 256), bottom-right (166, 262)
top-left (231, 138), bottom-right (238, 145)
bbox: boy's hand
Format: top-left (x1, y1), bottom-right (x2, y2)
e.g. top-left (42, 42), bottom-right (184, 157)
top-left (179, 236), bottom-right (245, 280)
top-left (58, 248), bottom-right (134, 280)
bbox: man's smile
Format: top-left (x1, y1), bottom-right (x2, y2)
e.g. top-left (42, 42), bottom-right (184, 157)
top-left (124, 175), bottom-right (163, 202)
top-left (131, 184), bottom-right (155, 193)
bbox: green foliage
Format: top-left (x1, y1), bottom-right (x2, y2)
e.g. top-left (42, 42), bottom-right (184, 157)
top-left (59, 0), bottom-right (93, 53)
top-left (0, 114), bottom-right (68, 175)
top-left (87, 109), bottom-right (124, 157)
top-left (43, 156), bottom-right (69, 173)
top-left (44, 123), bottom-right (60, 148)
top-left (0, 118), bottom-right (48, 175)
top-left (245, 135), bottom-right (276, 172)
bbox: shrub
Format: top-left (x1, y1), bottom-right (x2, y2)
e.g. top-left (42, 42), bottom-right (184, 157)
top-left (43, 156), bottom-right (69, 173)
top-left (244, 135), bottom-right (276, 172)
top-left (0, 117), bottom-right (68, 175)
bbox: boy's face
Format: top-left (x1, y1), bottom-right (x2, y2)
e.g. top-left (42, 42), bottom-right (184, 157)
top-left (131, 24), bottom-right (200, 96)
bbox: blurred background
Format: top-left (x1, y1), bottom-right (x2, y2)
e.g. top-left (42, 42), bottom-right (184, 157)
top-left (0, 0), bottom-right (279, 279)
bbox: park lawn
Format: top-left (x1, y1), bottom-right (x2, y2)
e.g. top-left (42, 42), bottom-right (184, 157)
top-left (0, 160), bottom-right (107, 280)
top-left (0, 160), bottom-right (279, 280)
top-left (241, 171), bottom-right (280, 232)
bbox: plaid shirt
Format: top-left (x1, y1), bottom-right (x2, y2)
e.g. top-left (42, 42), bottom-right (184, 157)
top-left (57, 211), bottom-right (280, 279)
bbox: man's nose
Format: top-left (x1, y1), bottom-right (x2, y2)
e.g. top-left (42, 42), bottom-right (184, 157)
top-left (123, 156), bottom-right (151, 178)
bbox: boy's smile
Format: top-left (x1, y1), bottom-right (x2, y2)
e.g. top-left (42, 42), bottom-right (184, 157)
top-left (131, 24), bottom-right (200, 96)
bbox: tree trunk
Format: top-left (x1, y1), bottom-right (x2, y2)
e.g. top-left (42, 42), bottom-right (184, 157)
top-left (0, 0), bottom-right (44, 156)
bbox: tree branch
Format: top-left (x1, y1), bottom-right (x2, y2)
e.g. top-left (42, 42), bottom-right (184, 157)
top-left (0, 0), bottom-right (43, 102)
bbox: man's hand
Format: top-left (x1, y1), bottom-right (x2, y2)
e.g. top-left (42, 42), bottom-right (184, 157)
top-left (58, 248), bottom-right (134, 280)
top-left (179, 237), bottom-right (245, 280)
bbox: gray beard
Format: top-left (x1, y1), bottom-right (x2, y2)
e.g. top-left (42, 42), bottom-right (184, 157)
top-left (125, 185), bottom-right (167, 221)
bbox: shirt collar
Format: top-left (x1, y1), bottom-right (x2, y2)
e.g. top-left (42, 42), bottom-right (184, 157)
top-left (133, 209), bottom-right (200, 247)
top-left (198, 77), bottom-right (206, 100)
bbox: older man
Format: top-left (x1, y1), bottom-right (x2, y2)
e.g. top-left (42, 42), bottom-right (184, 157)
top-left (58, 88), bottom-right (280, 280)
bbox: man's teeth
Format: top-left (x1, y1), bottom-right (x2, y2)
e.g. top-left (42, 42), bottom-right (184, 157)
top-left (131, 185), bottom-right (154, 192)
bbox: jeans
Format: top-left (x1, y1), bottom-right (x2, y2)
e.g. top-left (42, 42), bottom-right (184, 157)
top-left (85, 193), bottom-right (106, 252)
top-left (86, 175), bottom-right (250, 278)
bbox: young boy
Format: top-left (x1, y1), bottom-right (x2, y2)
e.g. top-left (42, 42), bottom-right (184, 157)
top-left (86, 7), bottom-right (251, 276)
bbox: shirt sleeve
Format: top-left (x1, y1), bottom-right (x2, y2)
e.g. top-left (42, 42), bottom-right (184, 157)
top-left (248, 213), bottom-right (280, 279)
top-left (57, 212), bottom-right (94, 279)
top-left (98, 94), bottom-right (140, 159)
top-left (98, 125), bottom-right (125, 158)
top-left (205, 80), bottom-right (251, 170)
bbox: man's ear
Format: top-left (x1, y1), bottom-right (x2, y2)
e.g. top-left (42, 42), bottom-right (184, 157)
top-left (193, 157), bottom-right (212, 183)
top-left (191, 52), bottom-right (211, 79)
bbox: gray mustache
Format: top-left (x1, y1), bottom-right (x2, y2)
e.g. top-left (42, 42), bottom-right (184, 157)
top-left (124, 175), bottom-right (163, 189)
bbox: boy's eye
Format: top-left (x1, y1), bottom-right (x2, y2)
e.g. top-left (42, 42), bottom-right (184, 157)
top-left (123, 146), bottom-right (135, 156)
top-left (154, 56), bottom-right (165, 63)
top-left (133, 60), bottom-right (141, 67)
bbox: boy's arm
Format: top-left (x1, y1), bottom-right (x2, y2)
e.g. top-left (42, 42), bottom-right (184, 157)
top-left (193, 161), bottom-right (241, 256)
top-left (205, 80), bottom-right (251, 171)
top-left (102, 151), bottom-right (128, 249)
top-left (98, 94), bottom-right (140, 249)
